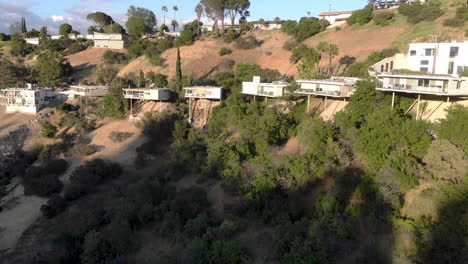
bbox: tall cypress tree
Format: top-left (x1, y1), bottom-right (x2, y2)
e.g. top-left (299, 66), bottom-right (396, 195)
top-left (21, 17), bottom-right (27, 33)
top-left (175, 47), bottom-right (182, 93)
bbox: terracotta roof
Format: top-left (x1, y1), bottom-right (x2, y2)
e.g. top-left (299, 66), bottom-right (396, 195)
top-left (319, 10), bottom-right (354, 16)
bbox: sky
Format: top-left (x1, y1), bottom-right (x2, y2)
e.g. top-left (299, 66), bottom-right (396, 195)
top-left (0, 0), bottom-right (368, 34)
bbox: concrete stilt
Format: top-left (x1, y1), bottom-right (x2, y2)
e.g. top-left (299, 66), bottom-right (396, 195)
top-left (416, 94), bottom-right (421, 120)
top-left (391, 92), bottom-right (395, 109)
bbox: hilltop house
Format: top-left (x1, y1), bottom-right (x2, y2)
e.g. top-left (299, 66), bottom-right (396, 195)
top-left (251, 21), bottom-right (282, 30)
top-left (242, 76), bottom-right (289, 98)
top-left (93, 32), bottom-right (125, 49)
top-left (318, 10), bottom-right (354, 24)
top-left (373, 0), bottom-right (427, 10)
top-left (123, 88), bottom-right (171, 101)
top-left (0, 84), bottom-right (55, 113)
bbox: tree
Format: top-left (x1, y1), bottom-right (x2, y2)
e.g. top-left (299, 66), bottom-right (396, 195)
top-left (226, 0), bottom-right (250, 28)
top-left (104, 23), bottom-right (125, 34)
top-left (258, 18), bottom-right (266, 25)
top-left (103, 78), bottom-right (128, 118)
top-left (175, 47), bottom-right (183, 94)
top-left (173, 5), bottom-right (179, 20)
top-left (347, 7), bottom-right (373, 26)
top-left (437, 105), bottom-right (468, 153)
top-left (126, 6), bottom-right (157, 36)
top-left (36, 52), bottom-right (71, 87)
top-left (316, 41), bottom-right (339, 74)
top-left (40, 120), bottom-right (58, 138)
top-left (274, 17), bottom-right (281, 26)
top-left (21, 17), bottom-right (27, 34)
top-left (195, 3), bottom-right (204, 34)
top-left (39, 26), bottom-right (48, 41)
top-left (201, 0), bottom-right (227, 35)
top-left (162, 5), bottom-right (169, 25)
top-left (59, 23), bottom-right (72, 36)
top-left (86, 12), bottom-right (114, 31)
top-left (9, 22), bottom-right (22, 35)
top-left (171, 20), bottom-right (179, 31)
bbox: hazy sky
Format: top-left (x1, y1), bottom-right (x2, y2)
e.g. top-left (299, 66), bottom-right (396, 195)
top-left (0, 0), bottom-right (368, 34)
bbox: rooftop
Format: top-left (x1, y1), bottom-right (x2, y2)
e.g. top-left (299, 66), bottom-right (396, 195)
top-left (123, 88), bottom-right (170, 92)
top-left (183, 86), bottom-right (222, 90)
top-left (297, 77), bottom-right (361, 85)
top-left (381, 72), bottom-right (463, 79)
top-left (319, 10), bottom-right (354, 16)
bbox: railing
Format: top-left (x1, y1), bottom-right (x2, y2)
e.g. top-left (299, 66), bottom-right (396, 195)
top-left (295, 89), bottom-right (341, 96)
top-left (381, 84), bottom-right (446, 93)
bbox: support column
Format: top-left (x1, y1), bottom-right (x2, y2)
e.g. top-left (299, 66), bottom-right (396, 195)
top-left (265, 97), bottom-right (268, 104)
top-left (324, 96), bottom-right (328, 112)
top-left (416, 94), bottom-right (421, 120)
top-left (130, 99), bottom-right (133, 116)
top-left (391, 92), bottom-right (395, 109)
top-left (307, 95), bottom-right (310, 113)
top-left (188, 98), bottom-right (192, 122)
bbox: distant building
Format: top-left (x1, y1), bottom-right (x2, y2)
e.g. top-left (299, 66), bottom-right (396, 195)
top-left (123, 88), bottom-right (171, 101)
top-left (242, 76), bottom-right (289, 98)
top-left (318, 10), bottom-right (354, 24)
top-left (184, 86), bottom-right (223, 100)
top-left (251, 21), bottom-right (282, 30)
top-left (0, 84), bottom-right (55, 113)
top-left (69, 85), bottom-right (109, 97)
top-left (373, 0), bottom-right (426, 10)
top-left (25, 37), bottom-right (40, 45)
top-left (371, 53), bottom-right (408, 74)
top-left (92, 32), bottom-right (125, 49)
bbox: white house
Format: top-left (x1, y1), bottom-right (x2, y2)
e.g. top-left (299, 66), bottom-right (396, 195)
top-left (371, 53), bottom-right (409, 74)
top-left (318, 11), bottom-right (354, 24)
top-left (251, 21), bottom-right (282, 30)
top-left (374, 0), bottom-right (427, 10)
top-left (69, 85), bottom-right (109, 97)
top-left (377, 73), bottom-right (468, 96)
top-left (123, 88), bottom-right (171, 101)
top-left (25, 37), bottom-right (40, 45)
top-left (295, 77), bottom-right (361, 98)
top-left (0, 84), bottom-right (55, 113)
top-left (184, 86), bottom-right (223, 100)
top-left (242, 76), bottom-right (289, 98)
top-left (406, 41), bottom-right (468, 76)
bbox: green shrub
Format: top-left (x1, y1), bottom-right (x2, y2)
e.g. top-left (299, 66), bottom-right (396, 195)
top-left (219, 47), bottom-right (232, 56)
top-left (108, 131), bottom-right (133, 142)
top-left (343, 62), bottom-right (370, 78)
top-left (282, 38), bottom-right (299, 51)
top-left (224, 28), bottom-right (239, 43)
top-left (40, 120), bottom-right (58, 138)
top-left (23, 165), bottom-right (64, 197)
top-left (373, 12), bottom-right (395, 26)
top-left (146, 72), bottom-right (168, 87)
top-left (443, 17), bottom-right (464, 27)
top-left (64, 42), bottom-right (86, 55)
top-left (103, 50), bottom-right (127, 64)
top-left (40, 194), bottom-right (67, 218)
top-left (234, 35), bottom-right (260, 49)
top-left (456, 5), bottom-right (468, 21)
top-left (437, 105), bottom-right (468, 153)
top-left (69, 159), bottom-right (122, 192)
top-left (399, 3), bottom-right (444, 24)
top-left (347, 7), bottom-right (373, 26)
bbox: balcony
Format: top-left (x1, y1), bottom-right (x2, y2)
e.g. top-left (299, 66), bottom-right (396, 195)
top-left (295, 89), bottom-right (341, 97)
top-left (379, 84), bottom-right (446, 94)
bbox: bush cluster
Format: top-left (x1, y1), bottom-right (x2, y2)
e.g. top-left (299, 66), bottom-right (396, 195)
top-left (398, 3), bottom-right (444, 24)
top-left (103, 50), bottom-right (128, 64)
top-left (23, 159), bottom-right (68, 197)
top-left (234, 35), bottom-right (261, 49)
top-left (219, 47), bottom-right (233, 56)
top-left (373, 11), bottom-right (395, 26)
top-left (347, 7), bottom-right (373, 26)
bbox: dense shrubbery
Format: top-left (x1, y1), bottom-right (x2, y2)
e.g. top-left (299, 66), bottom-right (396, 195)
top-left (281, 17), bottom-right (327, 41)
top-left (23, 159), bottom-right (68, 197)
top-left (398, 2), bottom-right (444, 24)
top-left (103, 50), bottom-right (127, 64)
top-left (347, 7), bottom-right (373, 26)
top-left (373, 11), bottom-right (395, 26)
top-left (234, 35), bottom-right (261, 49)
top-left (436, 105), bottom-right (468, 153)
top-left (40, 120), bottom-right (58, 138)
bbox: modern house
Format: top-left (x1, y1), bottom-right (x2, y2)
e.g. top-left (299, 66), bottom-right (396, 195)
top-left (25, 37), bottom-right (40, 45)
top-left (93, 32), bottom-right (125, 49)
top-left (376, 73), bottom-right (468, 120)
top-left (241, 76), bottom-right (289, 98)
top-left (123, 88), bottom-right (171, 101)
top-left (295, 77), bottom-right (361, 118)
top-left (406, 41), bottom-right (468, 76)
top-left (0, 84), bottom-right (55, 113)
top-left (371, 53), bottom-right (408, 74)
top-left (373, 0), bottom-right (427, 10)
top-left (295, 77), bottom-right (361, 98)
top-left (318, 11), bottom-right (354, 24)
top-left (69, 85), bottom-right (108, 97)
top-left (184, 86), bottom-right (223, 100)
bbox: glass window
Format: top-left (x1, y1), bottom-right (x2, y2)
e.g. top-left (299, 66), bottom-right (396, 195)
top-left (456, 66), bottom-right (462, 74)
top-left (421, 60), bottom-right (429, 65)
top-left (418, 79), bottom-right (430, 87)
top-left (449, 47), bottom-right (459, 57)
top-left (410, 50), bottom-right (416, 56)
top-left (390, 61), bottom-right (394, 70)
top-left (420, 67), bottom-right (428, 72)
top-left (448, 62), bottom-right (454, 74)
top-left (381, 65), bottom-right (384, 72)
top-left (425, 49), bottom-right (433, 56)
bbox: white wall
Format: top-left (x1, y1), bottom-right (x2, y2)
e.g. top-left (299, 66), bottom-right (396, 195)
top-left (407, 42), bottom-right (468, 75)
top-left (319, 13), bottom-right (352, 24)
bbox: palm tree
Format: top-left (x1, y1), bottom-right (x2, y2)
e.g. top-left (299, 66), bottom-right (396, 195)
top-left (328, 44), bottom-right (339, 75)
top-left (173, 5), bottom-right (179, 20)
top-left (195, 3), bottom-right (203, 34)
top-left (162, 6), bottom-right (168, 25)
top-left (171, 20), bottom-right (179, 32)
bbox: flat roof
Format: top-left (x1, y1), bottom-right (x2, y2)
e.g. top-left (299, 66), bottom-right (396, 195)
top-left (297, 77), bottom-right (361, 85)
top-left (70, 85), bottom-right (108, 89)
top-left (319, 10), bottom-right (354, 16)
top-left (380, 73), bottom-right (463, 80)
top-left (123, 88), bottom-right (170, 92)
top-left (183, 86), bottom-right (222, 90)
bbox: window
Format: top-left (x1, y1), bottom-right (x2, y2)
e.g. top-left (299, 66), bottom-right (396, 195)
top-left (449, 47), bottom-right (459, 57)
top-left (456, 81), bottom-right (461, 89)
top-left (418, 79), bottom-right (430, 87)
top-left (448, 62), bottom-right (454, 74)
top-left (390, 61), bottom-right (394, 71)
top-left (421, 60), bottom-right (429, 65)
top-left (381, 65), bottom-right (384, 72)
top-left (420, 67), bottom-right (428, 72)
top-left (456, 66), bottom-right (463, 75)
top-left (425, 49), bottom-right (433, 56)
top-left (410, 50), bottom-right (416, 56)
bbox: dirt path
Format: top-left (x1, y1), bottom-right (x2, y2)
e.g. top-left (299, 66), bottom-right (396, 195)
top-left (400, 183), bottom-right (434, 217)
